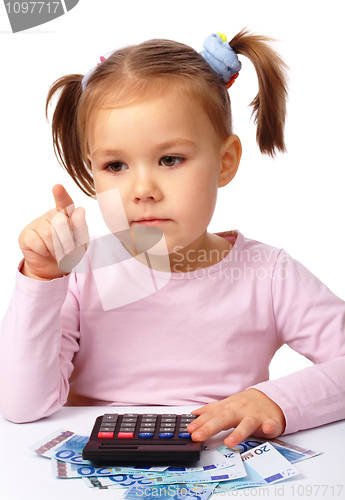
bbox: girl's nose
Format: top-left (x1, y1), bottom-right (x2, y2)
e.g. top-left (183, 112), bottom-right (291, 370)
top-left (132, 171), bottom-right (162, 202)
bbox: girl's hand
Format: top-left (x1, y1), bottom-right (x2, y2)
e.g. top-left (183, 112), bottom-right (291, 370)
top-left (187, 389), bottom-right (286, 447)
top-left (18, 184), bottom-right (89, 281)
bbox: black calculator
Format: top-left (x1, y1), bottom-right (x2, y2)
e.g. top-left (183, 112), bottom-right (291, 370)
top-left (82, 413), bottom-right (202, 463)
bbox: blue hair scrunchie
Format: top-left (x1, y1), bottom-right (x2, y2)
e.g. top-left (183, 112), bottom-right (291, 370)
top-left (200, 33), bottom-right (242, 84)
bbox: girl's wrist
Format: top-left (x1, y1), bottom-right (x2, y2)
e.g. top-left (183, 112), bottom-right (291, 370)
top-left (20, 262), bottom-right (60, 281)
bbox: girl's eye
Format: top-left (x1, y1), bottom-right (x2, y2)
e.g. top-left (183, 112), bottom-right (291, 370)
top-left (106, 162), bottom-right (128, 174)
top-left (160, 156), bottom-right (183, 168)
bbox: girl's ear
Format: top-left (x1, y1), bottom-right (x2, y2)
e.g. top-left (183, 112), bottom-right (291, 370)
top-left (218, 135), bottom-right (242, 187)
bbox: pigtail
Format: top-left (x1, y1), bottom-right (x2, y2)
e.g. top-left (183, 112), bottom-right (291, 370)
top-left (46, 75), bottom-right (96, 197)
top-left (229, 29), bottom-right (288, 157)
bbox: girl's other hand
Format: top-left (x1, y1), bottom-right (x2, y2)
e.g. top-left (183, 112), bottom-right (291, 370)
top-left (187, 389), bottom-right (286, 447)
top-left (18, 184), bottom-right (89, 281)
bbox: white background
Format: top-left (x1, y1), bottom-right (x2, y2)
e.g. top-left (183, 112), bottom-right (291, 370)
top-left (0, 0), bottom-right (344, 379)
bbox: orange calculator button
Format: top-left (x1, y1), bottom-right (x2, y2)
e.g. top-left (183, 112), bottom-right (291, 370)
top-left (118, 432), bottom-right (134, 438)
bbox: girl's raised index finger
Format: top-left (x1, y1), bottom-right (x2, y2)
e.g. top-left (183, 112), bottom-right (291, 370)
top-left (52, 184), bottom-right (75, 216)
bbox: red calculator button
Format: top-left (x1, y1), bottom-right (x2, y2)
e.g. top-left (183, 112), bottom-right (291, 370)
top-left (98, 431), bottom-right (114, 439)
top-left (118, 432), bottom-right (134, 438)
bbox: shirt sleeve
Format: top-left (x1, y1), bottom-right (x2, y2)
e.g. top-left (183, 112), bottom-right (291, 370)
top-left (0, 260), bottom-right (80, 423)
top-left (251, 249), bottom-right (345, 434)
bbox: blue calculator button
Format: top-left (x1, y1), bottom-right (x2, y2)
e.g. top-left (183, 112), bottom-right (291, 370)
top-left (159, 432), bottom-right (174, 438)
top-left (138, 432), bottom-right (154, 438)
top-left (179, 432), bottom-right (191, 438)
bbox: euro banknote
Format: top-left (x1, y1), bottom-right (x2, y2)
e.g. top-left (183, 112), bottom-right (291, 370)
top-left (29, 428), bottom-right (78, 458)
top-left (217, 436), bottom-right (321, 464)
top-left (52, 457), bottom-right (246, 482)
top-left (218, 441), bottom-right (300, 491)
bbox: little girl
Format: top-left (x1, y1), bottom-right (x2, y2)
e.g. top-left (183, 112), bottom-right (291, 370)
top-left (0, 30), bottom-right (344, 450)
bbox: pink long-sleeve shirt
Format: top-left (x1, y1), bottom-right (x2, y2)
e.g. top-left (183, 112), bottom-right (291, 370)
top-left (0, 230), bottom-right (344, 434)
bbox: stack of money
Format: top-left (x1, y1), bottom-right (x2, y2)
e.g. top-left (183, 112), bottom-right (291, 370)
top-left (30, 429), bottom-right (321, 494)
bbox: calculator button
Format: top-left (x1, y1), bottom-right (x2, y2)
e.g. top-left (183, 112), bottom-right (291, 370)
top-left (123, 414), bottom-right (138, 417)
top-left (160, 422), bottom-right (176, 428)
top-left (118, 432), bottom-right (134, 438)
top-left (100, 426), bottom-right (116, 432)
top-left (143, 414), bottom-right (157, 418)
top-left (120, 422), bottom-right (136, 428)
top-left (139, 428), bottom-right (154, 434)
top-left (161, 417), bottom-right (176, 423)
top-left (138, 432), bottom-right (154, 438)
top-left (179, 432), bottom-right (191, 438)
top-left (163, 414), bottom-right (176, 418)
top-left (159, 432), bottom-right (174, 438)
top-left (102, 414), bottom-right (118, 422)
top-left (98, 431), bottom-right (114, 439)
top-left (159, 429), bottom-right (174, 435)
top-left (141, 418), bottom-right (156, 423)
top-left (122, 417), bottom-right (137, 423)
top-left (120, 427), bottom-right (136, 433)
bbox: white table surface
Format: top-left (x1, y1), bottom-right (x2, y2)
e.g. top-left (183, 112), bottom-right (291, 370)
top-left (0, 406), bottom-right (344, 500)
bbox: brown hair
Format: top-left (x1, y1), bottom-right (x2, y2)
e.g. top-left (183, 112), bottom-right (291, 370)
top-left (46, 29), bottom-right (288, 198)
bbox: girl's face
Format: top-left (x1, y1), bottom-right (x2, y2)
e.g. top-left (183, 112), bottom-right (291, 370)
top-left (88, 89), bottom-right (238, 260)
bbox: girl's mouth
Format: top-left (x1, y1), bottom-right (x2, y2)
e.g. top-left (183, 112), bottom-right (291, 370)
top-left (132, 219), bottom-right (170, 226)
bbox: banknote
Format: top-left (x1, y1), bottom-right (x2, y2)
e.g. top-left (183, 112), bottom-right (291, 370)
top-left (51, 459), bottom-right (161, 480)
top-left (259, 437), bottom-right (321, 463)
top-left (52, 456), bottom-right (245, 483)
top-left (218, 436), bottom-right (321, 464)
top-left (215, 462), bottom-right (269, 492)
top-left (82, 476), bottom-right (155, 489)
top-left (238, 442), bottom-right (300, 484)
top-left (208, 442), bottom-right (301, 493)
top-left (151, 464), bottom-right (246, 485)
top-left (29, 428), bottom-right (78, 458)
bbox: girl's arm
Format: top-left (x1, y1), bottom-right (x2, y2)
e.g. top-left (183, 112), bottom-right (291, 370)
top-left (188, 250), bottom-right (345, 446)
top-left (253, 249), bottom-right (345, 433)
top-left (0, 184), bottom-right (88, 423)
top-left (0, 265), bottom-right (80, 423)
